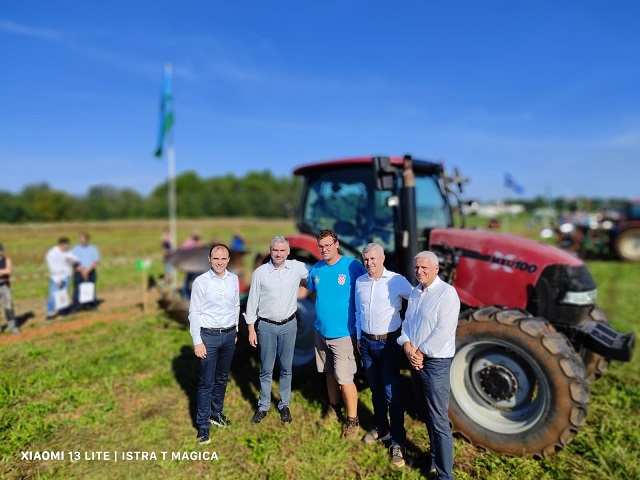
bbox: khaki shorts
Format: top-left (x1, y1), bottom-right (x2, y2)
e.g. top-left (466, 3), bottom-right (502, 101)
top-left (314, 331), bottom-right (357, 385)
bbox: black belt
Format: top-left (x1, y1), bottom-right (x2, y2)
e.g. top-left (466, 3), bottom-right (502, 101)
top-left (201, 325), bottom-right (236, 334)
top-left (362, 328), bottom-right (400, 341)
top-left (258, 313), bottom-right (296, 325)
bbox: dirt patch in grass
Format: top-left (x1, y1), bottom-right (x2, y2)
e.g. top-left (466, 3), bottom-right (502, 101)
top-left (0, 286), bottom-right (158, 345)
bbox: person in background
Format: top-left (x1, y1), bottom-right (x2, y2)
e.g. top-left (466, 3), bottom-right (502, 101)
top-left (230, 231), bottom-right (246, 252)
top-left (45, 237), bottom-right (77, 320)
top-left (161, 227), bottom-right (175, 285)
top-left (189, 243), bottom-right (240, 445)
top-left (305, 229), bottom-right (366, 440)
top-left (355, 243), bottom-right (413, 467)
top-left (0, 243), bottom-right (20, 334)
top-left (71, 232), bottom-right (100, 311)
top-left (398, 251), bottom-right (460, 480)
top-left (182, 230), bottom-right (205, 299)
top-left (244, 236), bottom-right (308, 425)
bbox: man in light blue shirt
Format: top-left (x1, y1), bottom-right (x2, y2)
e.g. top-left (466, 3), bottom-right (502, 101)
top-left (71, 232), bottom-right (100, 311)
top-left (398, 251), bottom-right (460, 480)
top-left (244, 236), bottom-right (308, 425)
top-left (189, 243), bottom-right (240, 445)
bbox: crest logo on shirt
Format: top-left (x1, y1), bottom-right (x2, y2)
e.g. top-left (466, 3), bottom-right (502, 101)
top-left (337, 274), bottom-right (346, 285)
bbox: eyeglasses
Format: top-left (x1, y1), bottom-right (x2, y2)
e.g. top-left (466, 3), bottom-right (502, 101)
top-left (317, 241), bottom-right (336, 251)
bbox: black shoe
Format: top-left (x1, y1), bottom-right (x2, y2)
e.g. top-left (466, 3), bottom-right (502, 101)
top-left (46, 314), bottom-right (56, 321)
top-left (210, 412), bottom-right (231, 428)
top-left (279, 406), bottom-right (292, 424)
top-left (251, 408), bottom-right (268, 424)
top-left (197, 429), bottom-right (210, 445)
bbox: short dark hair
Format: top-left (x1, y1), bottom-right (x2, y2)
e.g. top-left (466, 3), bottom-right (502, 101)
top-left (209, 243), bottom-right (230, 257)
top-left (58, 236), bottom-right (70, 245)
top-left (316, 229), bottom-right (338, 243)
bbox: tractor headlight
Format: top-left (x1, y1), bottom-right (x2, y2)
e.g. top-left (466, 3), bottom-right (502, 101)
top-left (561, 289), bottom-right (597, 305)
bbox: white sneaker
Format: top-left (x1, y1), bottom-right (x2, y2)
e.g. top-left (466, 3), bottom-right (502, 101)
top-left (362, 429), bottom-right (391, 444)
top-left (390, 444), bottom-right (405, 468)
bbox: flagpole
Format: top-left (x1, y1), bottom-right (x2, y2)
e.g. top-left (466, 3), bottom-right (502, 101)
top-left (168, 133), bottom-right (177, 290)
top-left (165, 63), bottom-right (178, 290)
top-left (155, 62), bottom-right (178, 291)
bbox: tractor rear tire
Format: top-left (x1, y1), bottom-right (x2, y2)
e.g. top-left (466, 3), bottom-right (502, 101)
top-left (449, 306), bottom-right (590, 458)
top-left (614, 227), bottom-right (640, 262)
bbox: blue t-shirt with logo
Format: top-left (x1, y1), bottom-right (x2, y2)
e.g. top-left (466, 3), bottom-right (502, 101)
top-left (307, 256), bottom-right (366, 339)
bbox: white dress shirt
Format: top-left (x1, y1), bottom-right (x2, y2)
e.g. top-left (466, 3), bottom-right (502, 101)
top-left (45, 246), bottom-right (77, 283)
top-left (355, 268), bottom-right (413, 340)
top-left (397, 275), bottom-right (460, 358)
top-left (243, 259), bottom-right (309, 325)
top-left (188, 269), bottom-right (240, 345)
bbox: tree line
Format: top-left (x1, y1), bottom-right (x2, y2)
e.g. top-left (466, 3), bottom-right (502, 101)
top-left (0, 170), bottom-right (302, 223)
top-left (1, 168), bottom-right (629, 223)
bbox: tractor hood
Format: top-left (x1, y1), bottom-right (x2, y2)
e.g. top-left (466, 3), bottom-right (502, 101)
top-left (429, 227), bottom-right (586, 309)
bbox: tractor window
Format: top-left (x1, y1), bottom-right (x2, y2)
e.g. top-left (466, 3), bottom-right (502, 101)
top-left (415, 175), bottom-right (450, 229)
top-left (300, 167), bottom-right (396, 254)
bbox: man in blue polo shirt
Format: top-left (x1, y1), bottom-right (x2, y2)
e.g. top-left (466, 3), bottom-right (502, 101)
top-left (71, 232), bottom-right (100, 311)
top-left (306, 229), bottom-right (366, 440)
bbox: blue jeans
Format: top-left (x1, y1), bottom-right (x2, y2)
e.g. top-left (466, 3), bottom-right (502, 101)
top-left (410, 357), bottom-right (454, 480)
top-left (360, 332), bottom-right (405, 444)
top-left (196, 329), bottom-right (236, 432)
top-left (257, 318), bottom-right (297, 411)
top-left (47, 277), bottom-right (70, 315)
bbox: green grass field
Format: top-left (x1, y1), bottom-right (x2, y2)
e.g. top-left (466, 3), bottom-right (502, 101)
top-left (0, 218), bottom-right (638, 479)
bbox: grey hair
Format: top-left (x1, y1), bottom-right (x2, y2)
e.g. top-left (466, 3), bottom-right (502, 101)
top-left (362, 243), bottom-right (384, 256)
top-left (270, 235), bottom-right (289, 249)
top-left (415, 250), bottom-right (439, 266)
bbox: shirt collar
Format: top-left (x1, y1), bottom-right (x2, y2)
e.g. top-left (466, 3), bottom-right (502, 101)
top-left (368, 267), bottom-right (390, 280)
top-left (268, 259), bottom-right (289, 271)
top-left (420, 275), bottom-right (442, 292)
top-left (209, 268), bottom-right (229, 280)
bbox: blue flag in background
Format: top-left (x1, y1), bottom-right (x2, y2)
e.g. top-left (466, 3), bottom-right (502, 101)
top-left (154, 64), bottom-right (174, 158)
top-left (504, 172), bottom-right (525, 195)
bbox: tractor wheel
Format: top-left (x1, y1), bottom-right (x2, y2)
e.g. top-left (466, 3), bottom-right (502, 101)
top-left (580, 307), bottom-right (610, 381)
top-left (450, 306), bottom-right (590, 458)
top-left (614, 227), bottom-right (640, 261)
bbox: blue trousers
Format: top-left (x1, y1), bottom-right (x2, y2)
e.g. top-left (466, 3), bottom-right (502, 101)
top-left (256, 318), bottom-right (297, 411)
top-left (360, 332), bottom-right (405, 444)
top-left (196, 329), bottom-right (236, 432)
top-left (410, 357), bottom-right (454, 480)
top-left (72, 270), bottom-right (97, 310)
top-left (47, 277), bottom-right (70, 316)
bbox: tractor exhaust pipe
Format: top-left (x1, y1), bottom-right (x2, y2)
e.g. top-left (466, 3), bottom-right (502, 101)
top-left (400, 154), bottom-right (419, 284)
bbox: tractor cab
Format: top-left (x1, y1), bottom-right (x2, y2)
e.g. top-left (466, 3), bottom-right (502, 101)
top-left (294, 156), bottom-right (452, 275)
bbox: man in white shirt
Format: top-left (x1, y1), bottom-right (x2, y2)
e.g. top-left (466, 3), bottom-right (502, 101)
top-left (45, 237), bottom-right (78, 320)
top-left (244, 236), bottom-right (308, 425)
top-left (398, 251), bottom-right (460, 480)
top-left (189, 243), bottom-right (240, 445)
top-left (355, 243), bottom-right (413, 467)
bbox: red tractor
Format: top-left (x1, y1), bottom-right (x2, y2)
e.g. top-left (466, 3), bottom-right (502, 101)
top-left (284, 155), bottom-right (634, 458)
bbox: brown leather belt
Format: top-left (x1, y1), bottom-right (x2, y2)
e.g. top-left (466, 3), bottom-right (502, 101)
top-left (258, 313), bottom-right (296, 325)
top-left (362, 329), bottom-right (399, 341)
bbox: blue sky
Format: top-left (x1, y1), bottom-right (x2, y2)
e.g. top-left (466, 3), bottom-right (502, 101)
top-left (2, 1), bottom-right (639, 202)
